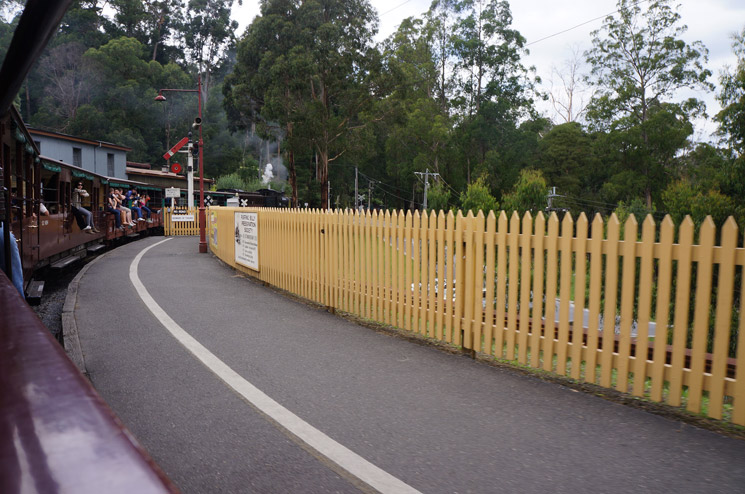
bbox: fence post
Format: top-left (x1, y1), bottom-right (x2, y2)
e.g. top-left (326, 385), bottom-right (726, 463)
top-left (570, 213), bottom-right (588, 380)
top-left (412, 210), bottom-right (422, 334)
top-left (495, 211), bottom-right (508, 359)
top-left (462, 211), bottom-right (475, 352)
top-left (484, 211), bottom-right (497, 357)
top-left (632, 215), bottom-right (656, 396)
top-left (543, 213), bottom-right (560, 372)
top-left (471, 211), bottom-right (486, 354)
top-left (650, 216), bottom-right (674, 401)
top-left (599, 214), bottom-right (620, 387)
top-left (669, 217), bottom-right (695, 406)
top-left (435, 211), bottom-right (446, 341)
top-left (557, 213), bottom-right (574, 375)
top-left (530, 212), bottom-right (546, 368)
top-left (518, 212), bottom-right (532, 364)
top-left (505, 212), bottom-right (520, 361)
top-left (617, 214), bottom-right (638, 392)
top-left (709, 217), bottom-right (737, 419)
top-left (687, 217), bottom-right (716, 413)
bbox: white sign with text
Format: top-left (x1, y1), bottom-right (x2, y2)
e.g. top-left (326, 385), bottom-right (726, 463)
top-left (234, 212), bottom-right (259, 271)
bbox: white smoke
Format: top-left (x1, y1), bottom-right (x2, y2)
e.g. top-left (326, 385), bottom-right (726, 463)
top-left (262, 163), bottom-right (274, 184)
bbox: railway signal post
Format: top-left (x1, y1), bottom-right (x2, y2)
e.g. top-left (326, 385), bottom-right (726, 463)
top-left (155, 77), bottom-right (208, 253)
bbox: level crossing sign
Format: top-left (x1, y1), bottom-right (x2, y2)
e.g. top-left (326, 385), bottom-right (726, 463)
top-left (240, 198), bottom-right (249, 207)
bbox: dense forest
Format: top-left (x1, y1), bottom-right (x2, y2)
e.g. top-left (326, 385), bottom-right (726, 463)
top-left (2, 0), bottom-right (743, 225)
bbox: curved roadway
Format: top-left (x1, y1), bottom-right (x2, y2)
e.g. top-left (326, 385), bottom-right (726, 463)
top-left (72, 236), bottom-right (745, 493)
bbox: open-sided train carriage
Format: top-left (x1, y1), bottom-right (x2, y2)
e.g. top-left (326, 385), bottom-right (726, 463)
top-left (2, 105), bottom-right (163, 297)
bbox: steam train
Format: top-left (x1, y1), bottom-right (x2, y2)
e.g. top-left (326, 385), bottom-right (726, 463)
top-left (1, 104), bottom-right (165, 299)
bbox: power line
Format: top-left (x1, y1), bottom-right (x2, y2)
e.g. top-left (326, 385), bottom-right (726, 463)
top-left (525, 0), bottom-right (653, 47)
top-left (380, 0), bottom-right (412, 17)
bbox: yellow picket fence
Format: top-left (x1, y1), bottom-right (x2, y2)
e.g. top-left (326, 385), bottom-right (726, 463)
top-left (164, 207), bottom-right (201, 236)
top-left (208, 207), bottom-right (745, 425)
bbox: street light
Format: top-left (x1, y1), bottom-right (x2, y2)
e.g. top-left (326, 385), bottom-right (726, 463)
top-left (155, 76), bottom-right (207, 254)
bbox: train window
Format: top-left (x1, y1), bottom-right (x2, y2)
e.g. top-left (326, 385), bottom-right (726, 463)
top-left (73, 148), bottom-right (82, 168)
top-left (41, 171), bottom-right (60, 214)
top-left (107, 153), bottom-right (114, 176)
top-left (34, 140), bottom-right (41, 151)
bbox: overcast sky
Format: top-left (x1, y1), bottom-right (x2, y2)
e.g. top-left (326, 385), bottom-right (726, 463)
top-left (232, 0), bottom-right (745, 139)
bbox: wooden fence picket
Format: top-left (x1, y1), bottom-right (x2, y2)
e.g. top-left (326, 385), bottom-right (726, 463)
top-left (632, 216), bottom-right (656, 397)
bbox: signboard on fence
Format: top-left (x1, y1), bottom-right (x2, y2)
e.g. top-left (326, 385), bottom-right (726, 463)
top-left (172, 209), bottom-right (194, 222)
top-left (234, 211), bottom-right (259, 271)
top-left (210, 211), bottom-right (218, 246)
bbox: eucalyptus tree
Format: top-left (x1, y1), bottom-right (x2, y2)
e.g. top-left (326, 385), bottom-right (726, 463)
top-left (585, 0), bottom-right (713, 207)
top-left (716, 26), bottom-right (745, 157)
top-left (444, 0), bottom-right (537, 191)
top-left (108, 0), bottom-right (184, 62)
top-left (224, 0), bottom-right (306, 206)
top-left (714, 27), bottom-right (745, 209)
top-left (180, 0), bottom-right (239, 100)
top-left (376, 17), bottom-right (453, 204)
top-left (225, 0), bottom-right (379, 209)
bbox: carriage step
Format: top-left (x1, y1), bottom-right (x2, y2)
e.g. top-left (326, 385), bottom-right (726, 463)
top-left (126, 233), bottom-right (139, 238)
top-left (25, 280), bottom-right (44, 306)
top-left (86, 243), bottom-right (106, 253)
top-left (50, 255), bottom-right (81, 270)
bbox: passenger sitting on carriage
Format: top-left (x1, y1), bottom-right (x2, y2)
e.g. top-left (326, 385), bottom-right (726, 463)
top-left (72, 182), bottom-right (99, 234)
top-left (135, 191), bottom-right (154, 222)
top-left (106, 190), bottom-right (124, 230)
top-left (126, 188), bottom-right (146, 222)
top-left (140, 193), bottom-right (157, 216)
top-left (114, 189), bottom-right (135, 226)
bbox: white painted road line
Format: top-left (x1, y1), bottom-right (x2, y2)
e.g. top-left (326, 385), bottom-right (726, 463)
top-left (129, 238), bottom-right (421, 494)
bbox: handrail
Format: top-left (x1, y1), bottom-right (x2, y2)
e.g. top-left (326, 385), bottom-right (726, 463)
top-left (0, 271), bottom-right (179, 493)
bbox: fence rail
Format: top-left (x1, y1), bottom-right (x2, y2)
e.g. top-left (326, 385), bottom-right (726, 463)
top-left (207, 207), bottom-right (745, 425)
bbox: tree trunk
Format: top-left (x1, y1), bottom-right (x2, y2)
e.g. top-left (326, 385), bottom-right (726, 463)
top-left (319, 144), bottom-right (329, 209)
top-left (287, 122), bottom-right (298, 208)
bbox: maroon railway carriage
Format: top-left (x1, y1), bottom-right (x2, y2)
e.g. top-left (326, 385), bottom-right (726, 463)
top-left (1, 105), bottom-right (163, 295)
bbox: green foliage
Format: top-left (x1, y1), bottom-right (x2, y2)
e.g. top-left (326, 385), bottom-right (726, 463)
top-left (537, 122), bottom-right (598, 198)
top-left (427, 181), bottom-right (451, 213)
top-left (460, 176), bottom-right (497, 215)
top-left (215, 173), bottom-right (247, 190)
top-left (614, 197), bottom-right (654, 224)
top-left (500, 169), bottom-right (547, 215)
top-left (662, 180), bottom-right (741, 227)
top-left (716, 27), bottom-right (745, 155)
top-left (585, 0), bottom-right (713, 206)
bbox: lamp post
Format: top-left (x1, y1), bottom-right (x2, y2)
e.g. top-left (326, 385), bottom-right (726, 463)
top-left (155, 76), bottom-right (208, 253)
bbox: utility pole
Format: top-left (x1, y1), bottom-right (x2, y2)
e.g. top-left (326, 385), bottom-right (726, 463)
top-left (368, 180), bottom-right (373, 210)
top-left (547, 186), bottom-right (557, 211)
top-left (414, 169), bottom-right (440, 211)
top-left (354, 166), bottom-right (358, 210)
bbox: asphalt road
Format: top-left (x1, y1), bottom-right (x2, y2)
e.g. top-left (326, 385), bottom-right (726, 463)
top-left (73, 236), bottom-right (745, 494)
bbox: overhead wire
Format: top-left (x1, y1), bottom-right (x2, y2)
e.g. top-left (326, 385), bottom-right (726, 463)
top-left (380, 0), bottom-right (413, 17)
top-left (525, 0), bottom-right (654, 47)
